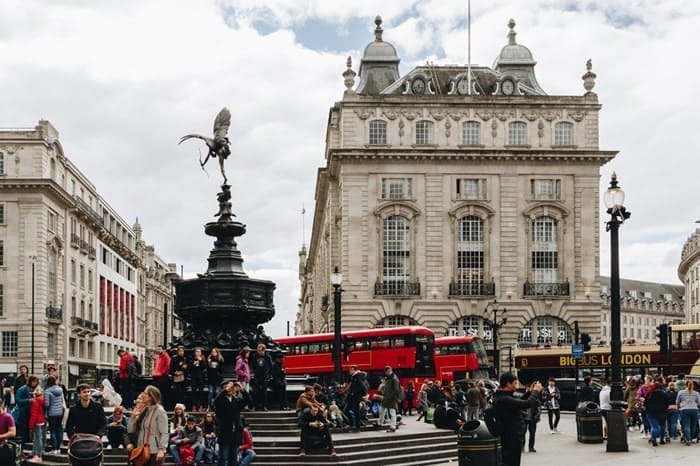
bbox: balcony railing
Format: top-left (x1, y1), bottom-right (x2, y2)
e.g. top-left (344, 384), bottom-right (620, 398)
top-left (374, 280), bottom-right (421, 297)
top-left (73, 195), bottom-right (103, 225)
top-left (449, 281), bottom-right (496, 297)
top-left (45, 306), bottom-right (63, 323)
top-left (523, 281), bottom-right (570, 297)
top-left (70, 233), bottom-right (81, 248)
top-left (71, 316), bottom-right (99, 332)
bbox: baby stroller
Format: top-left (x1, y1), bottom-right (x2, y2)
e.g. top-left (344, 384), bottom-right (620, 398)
top-left (68, 434), bottom-right (104, 466)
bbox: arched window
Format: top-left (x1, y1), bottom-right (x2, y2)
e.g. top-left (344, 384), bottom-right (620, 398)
top-left (382, 215), bottom-right (411, 294)
top-left (375, 315), bottom-right (418, 328)
top-left (369, 119), bottom-right (388, 145)
top-left (447, 316), bottom-right (492, 343)
top-left (415, 120), bottom-right (434, 145)
top-left (531, 216), bottom-right (558, 283)
top-left (508, 121), bottom-right (527, 145)
top-left (462, 121), bottom-right (480, 145)
top-left (554, 121), bottom-right (573, 146)
top-left (455, 216), bottom-right (485, 294)
top-left (517, 316), bottom-right (573, 345)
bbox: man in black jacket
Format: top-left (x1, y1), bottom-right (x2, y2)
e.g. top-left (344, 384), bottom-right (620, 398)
top-left (215, 381), bottom-right (252, 466)
top-left (491, 373), bottom-right (542, 466)
top-left (346, 366), bottom-right (367, 432)
top-left (65, 384), bottom-right (107, 437)
top-left (250, 344), bottom-right (272, 411)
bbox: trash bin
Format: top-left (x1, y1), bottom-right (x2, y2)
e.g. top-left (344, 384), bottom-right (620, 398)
top-left (575, 401), bottom-right (604, 444)
top-left (458, 420), bottom-right (501, 466)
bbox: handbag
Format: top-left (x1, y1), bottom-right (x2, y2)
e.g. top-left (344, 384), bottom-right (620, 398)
top-left (129, 409), bottom-right (156, 466)
top-left (173, 372), bottom-right (185, 383)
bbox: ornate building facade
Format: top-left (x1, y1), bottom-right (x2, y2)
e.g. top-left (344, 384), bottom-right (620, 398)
top-left (0, 120), bottom-right (177, 385)
top-left (679, 228), bottom-right (700, 325)
top-left (297, 17), bottom-right (615, 370)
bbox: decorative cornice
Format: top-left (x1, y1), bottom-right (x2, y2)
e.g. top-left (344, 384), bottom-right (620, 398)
top-left (0, 178), bottom-right (75, 206)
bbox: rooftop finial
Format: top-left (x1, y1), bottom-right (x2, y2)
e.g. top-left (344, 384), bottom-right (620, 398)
top-left (507, 18), bottom-right (517, 45)
top-left (342, 56), bottom-right (356, 94)
top-left (582, 58), bottom-right (597, 94)
top-left (375, 15), bottom-right (383, 41)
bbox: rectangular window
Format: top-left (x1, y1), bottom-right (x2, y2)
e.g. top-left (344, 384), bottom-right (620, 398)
top-left (381, 178), bottom-right (412, 199)
top-left (0, 153), bottom-right (4, 175)
top-left (531, 179), bottom-right (561, 200)
top-left (47, 332), bottom-right (57, 358)
top-left (47, 209), bottom-right (56, 232)
top-left (554, 122), bottom-right (574, 145)
top-left (415, 121), bottom-right (433, 145)
top-left (0, 204), bottom-right (4, 224)
top-left (0, 240), bottom-right (3, 266)
top-left (369, 120), bottom-right (388, 145)
top-left (80, 264), bottom-right (85, 288)
top-left (0, 284), bottom-right (3, 317)
top-left (88, 269), bottom-right (93, 292)
top-left (71, 259), bottom-right (76, 283)
top-left (462, 121), bottom-right (480, 145)
top-left (456, 178), bottom-right (487, 200)
top-left (508, 122), bottom-right (527, 145)
top-left (1, 331), bottom-right (18, 357)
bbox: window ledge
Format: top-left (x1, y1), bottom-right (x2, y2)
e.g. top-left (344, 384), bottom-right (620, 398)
top-left (504, 144), bottom-right (532, 149)
top-left (365, 144), bottom-right (391, 148)
top-left (552, 144), bottom-right (578, 149)
top-left (457, 144), bottom-right (486, 149)
top-left (411, 144), bottom-right (439, 148)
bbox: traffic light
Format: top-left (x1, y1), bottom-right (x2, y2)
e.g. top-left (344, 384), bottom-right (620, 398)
top-left (580, 333), bottom-right (591, 352)
top-left (656, 324), bottom-right (669, 353)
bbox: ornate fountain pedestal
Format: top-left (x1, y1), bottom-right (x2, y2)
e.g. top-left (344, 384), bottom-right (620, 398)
top-left (172, 184), bottom-right (277, 353)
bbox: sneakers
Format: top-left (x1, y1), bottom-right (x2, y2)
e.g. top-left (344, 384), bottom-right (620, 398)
top-left (550, 430), bottom-right (556, 434)
top-left (386, 427), bottom-right (396, 432)
top-left (529, 448), bottom-right (537, 453)
top-left (299, 449), bottom-right (306, 456)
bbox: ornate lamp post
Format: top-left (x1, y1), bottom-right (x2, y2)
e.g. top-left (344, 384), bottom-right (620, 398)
top-left (331, 266), bottom-right (343, 383)
top-left (604, 173), bottom-right (630, 452)
top-left (485, 300), bottom-right (507, 377)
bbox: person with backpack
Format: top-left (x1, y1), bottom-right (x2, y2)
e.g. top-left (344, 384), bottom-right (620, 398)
top-left (487, 373), bottom-right (542, 466)
top-left (346, 366), bottom-right (368, 433)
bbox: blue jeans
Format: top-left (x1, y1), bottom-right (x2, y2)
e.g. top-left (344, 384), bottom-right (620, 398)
top-left (648, 414), bottom-right (666, 442)
top-left (667, 410), bottom-right (680, 438)
top-left (32, 425), bottom-right (45, 456)
top-left (680, 409), bottom-right (699, 443)
top-left (238, 448), bottom-right (256, 466)
top-left (169, 443), bottom-right (204, 465)
top-left (207, 384), bottom-right (219, 409)
top-left (217, 441), bottom-right (239, 466)
top-left (47, 416), bottom-right (63, 451)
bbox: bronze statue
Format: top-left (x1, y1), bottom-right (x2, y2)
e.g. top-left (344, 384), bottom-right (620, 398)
top-left (180, 107), bottom-right (232, 184)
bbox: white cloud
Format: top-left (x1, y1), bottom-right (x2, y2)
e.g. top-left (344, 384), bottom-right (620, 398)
top-left (1, 0), bottom-right (698, 339)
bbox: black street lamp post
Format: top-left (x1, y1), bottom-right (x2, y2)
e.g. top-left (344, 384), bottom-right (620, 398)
top-left (604, 173), bottom-right (631, 453)
top-left (485, 300), bottom-right (507, 377)
top-left (331, 267), bottom-right (343, 383)
top-left (30, 256), bottom-right (36, 374)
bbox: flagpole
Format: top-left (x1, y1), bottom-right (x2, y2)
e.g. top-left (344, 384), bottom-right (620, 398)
top-left (467, 0), bottom-right (471, 95)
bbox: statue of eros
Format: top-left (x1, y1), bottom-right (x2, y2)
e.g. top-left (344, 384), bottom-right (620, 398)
top-left (179, 107), bottom-right (232, 184)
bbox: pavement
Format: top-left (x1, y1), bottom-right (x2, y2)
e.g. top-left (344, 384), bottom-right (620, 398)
top-left (395, 412), bottom-right (698, 466)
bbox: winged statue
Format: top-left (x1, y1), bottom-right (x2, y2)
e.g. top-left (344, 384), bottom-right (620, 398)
top-left (179, 108), bottom-right (232, 184)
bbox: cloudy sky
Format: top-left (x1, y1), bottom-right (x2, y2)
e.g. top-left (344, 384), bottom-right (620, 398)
top-left (1, 0), bottom-right (698, 337)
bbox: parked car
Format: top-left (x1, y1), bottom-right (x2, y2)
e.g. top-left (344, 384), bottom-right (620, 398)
top-left (553, 378), bottom-right (602, 411)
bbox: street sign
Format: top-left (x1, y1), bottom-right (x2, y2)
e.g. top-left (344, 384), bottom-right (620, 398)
top-left (572, 344), bottom-right (584, 359)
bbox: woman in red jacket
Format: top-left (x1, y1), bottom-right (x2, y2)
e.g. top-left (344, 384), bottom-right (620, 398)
top-left (29, 386), bottom-right (46, 462)
top-left (238, 418), bottom-right (256, 466)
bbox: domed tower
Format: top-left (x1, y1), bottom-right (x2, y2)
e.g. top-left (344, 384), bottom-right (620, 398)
top-left (356, 15), bottom-right (401, 95)
top-left (493, 19), bottom-right (545, 94)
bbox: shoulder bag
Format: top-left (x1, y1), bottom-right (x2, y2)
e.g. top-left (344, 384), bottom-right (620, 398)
top-left (129, 409), bottom-right (156, 466)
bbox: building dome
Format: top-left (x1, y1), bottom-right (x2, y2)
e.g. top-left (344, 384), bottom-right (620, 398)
top-left (356, 15), bottom-right (401, 95)
top-left (494, 19), bottom-right (536, 67)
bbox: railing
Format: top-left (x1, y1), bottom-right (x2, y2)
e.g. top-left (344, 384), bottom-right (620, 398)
top-left (523, 281), bottom-right (570, 297)
top-left (374, 280), bottom-right (421, 296)
top-left (73, 195), bottom-right (102, 224)
top-left (71, 316), bottom-right (99, 331)
top-left (45, 306), bottom-right (62, 322)
top-left (449, 281), bottom-right (495, 297)
top-left (70, 233), bottom-right (81, 248)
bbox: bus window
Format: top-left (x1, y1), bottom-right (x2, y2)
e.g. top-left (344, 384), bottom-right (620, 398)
top-left (392, 337), bottom-right (406, 348)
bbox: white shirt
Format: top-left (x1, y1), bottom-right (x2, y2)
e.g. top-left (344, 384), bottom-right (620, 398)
top-left (599, 386), bottom-right (612, 410)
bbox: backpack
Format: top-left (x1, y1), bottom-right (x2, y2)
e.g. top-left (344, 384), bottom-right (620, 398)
top-left (128, 356), bottom-right (142, 377)
top-left (484, 400), bottom-right (504, 437)
top-left (0, 441), bottom-right (20, 466)
top-left (179, 444), bottom-right (195, 466)
top-left (358, 375), bottom-right (369, 396)
top-left (133, 357), bottom-right (143, 376)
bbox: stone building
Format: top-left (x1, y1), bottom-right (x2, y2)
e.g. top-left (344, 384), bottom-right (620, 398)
top-left (679, 228), bottom-right (700, 325)
top-left (600, 276), bottom-right (684, 346)
top-left (297, 17), bottom-right (616, 370)
top-left (0, 120), bottom-right (177, 385)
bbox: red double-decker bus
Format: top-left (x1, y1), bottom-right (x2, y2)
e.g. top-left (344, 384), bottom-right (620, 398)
top-left (276, 326), bottom-right (436, 389)
top-left (434, 336), bottom-right (491, 382)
